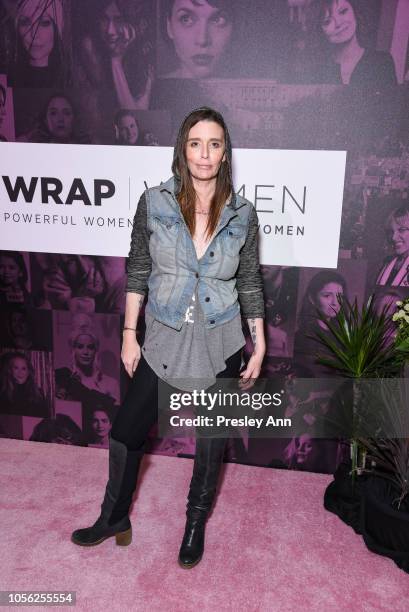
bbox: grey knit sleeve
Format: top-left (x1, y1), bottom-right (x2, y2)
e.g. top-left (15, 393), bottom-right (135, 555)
top-left (125, 191), bottom-right (152, 296)
top-left (236, 205), bottom-right (265, 319)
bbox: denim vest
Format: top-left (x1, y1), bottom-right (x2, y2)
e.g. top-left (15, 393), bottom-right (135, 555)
top-left (145, 176), bottom-right (252, 330)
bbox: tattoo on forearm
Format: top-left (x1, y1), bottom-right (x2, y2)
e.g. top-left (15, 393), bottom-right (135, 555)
top-left (250, 318), bottom-right (257, 351)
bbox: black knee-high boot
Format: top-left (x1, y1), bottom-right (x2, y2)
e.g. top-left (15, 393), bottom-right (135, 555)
top-left (71, 434), bottom-right (145, 547)
top-left (178, 436), bottom-right (227, 568)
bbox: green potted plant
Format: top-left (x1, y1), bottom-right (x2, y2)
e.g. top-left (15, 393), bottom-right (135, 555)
top-left (308, 292), bottom-right (401, 533)
top-left (356, 297), bottom-right (409, 573)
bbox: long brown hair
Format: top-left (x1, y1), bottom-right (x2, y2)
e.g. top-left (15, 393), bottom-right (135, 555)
top-left (1, 352), bottom-right (43, 403)
top-left (171, 107), bottom-right (234, 240)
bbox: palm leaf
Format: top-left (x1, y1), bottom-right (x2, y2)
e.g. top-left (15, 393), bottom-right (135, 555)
top-left (310, 293), bottom-right (401, 378)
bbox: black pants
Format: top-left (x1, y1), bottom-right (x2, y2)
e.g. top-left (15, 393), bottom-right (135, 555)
top-left (111, 349), bottom-right (243, 451)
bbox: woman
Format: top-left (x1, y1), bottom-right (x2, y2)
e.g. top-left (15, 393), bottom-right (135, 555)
top-left (113, 109), bottom-right (142, 145)
top-left (4, 310), bottom-right (33, 350)
top-left (160, 0), bottom-right (236, 79)
top-left (294, 270), bottom-right (347, 376)
top-left (85, 407), bottom-right (113, 447)
top-left (376, 204), bottom-right (409, 287)
top-left (0, 251), bottom-right (33, 308)
top-left (18, 93), bottom-right (91, 144)
top-left (0, 351), bottom-right (48, 417)
top-left (75, 0), bottom-right (154, 112)
top-left (282, 432), bottom-right (340, 472)
top-left (71, 107), bottom-right (266, 569)
top-left (55, 313), bottom-right (120, 408)
top-left (113, 110), bottom-right (160, 147)
top-left (284, 433), bottom-right (316, 469)
top-left (316, 0), bottom-right (397, 85)
top-left (8, 0), bottom-right (68, 88)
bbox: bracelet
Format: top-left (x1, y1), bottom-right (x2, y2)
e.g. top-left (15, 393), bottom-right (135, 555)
top-left (123, 327), bottom-right (136, 332)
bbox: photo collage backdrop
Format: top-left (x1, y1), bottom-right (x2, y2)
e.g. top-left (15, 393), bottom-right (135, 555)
top-left (0, 0), bottom-right (408, 473)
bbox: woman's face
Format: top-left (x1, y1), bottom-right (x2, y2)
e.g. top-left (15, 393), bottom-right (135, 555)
top-left (11, 357), bottom-right (29, 385)
top-left (0, 256), bottom-right (21, 287)
top-left (118, 115), bottom-right (139, 145)
top-left (91, 410), bottom-right (111, 438)
top-left (17, 10), bottom-right (55, 66)
top-left (321, 0), bottom-right (357, 45)
top-left (388, 216), bottom-right (409, 256)
top-left (273, 313), bottom-right (283, 326)
top-left (185, 119), bottom-right (226, 182)
top-left (313, 282), bottom-right (343, 319)
top-left (46, 97), bottom-right (74, 140)
top-left (99, 2), bottom-right (126, 51)
top-left (73, 334), bottom-right (97, 368)
top-left (167, 0), bottom-right (233, 78)
top-left (294, 434), bottom-right (314, 464)
top-left (10, 312), bottom-right (29, 337)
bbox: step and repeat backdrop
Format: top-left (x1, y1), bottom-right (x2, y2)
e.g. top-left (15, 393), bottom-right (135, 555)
top-left (0, 0), bottom-right (408, 473)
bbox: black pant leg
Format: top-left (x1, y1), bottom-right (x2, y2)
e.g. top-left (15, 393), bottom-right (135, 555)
top-left (110, 353), bottom-right (159, 451)
top-left (216, 348), bottom-right (242, 379)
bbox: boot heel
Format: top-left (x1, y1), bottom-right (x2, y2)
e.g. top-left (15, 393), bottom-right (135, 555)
top-left (115, 528), bottom-right (132, 546)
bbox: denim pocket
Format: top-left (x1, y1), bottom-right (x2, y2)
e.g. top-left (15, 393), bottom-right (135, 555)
top-left (149, 215), bottom-right (181, 269)
top-left (152, 215), bottom-right (181, 245)
top-left (221, 223), bottom-right (246, 256)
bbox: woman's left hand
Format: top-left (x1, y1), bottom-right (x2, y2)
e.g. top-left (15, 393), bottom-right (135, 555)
top-left (238, 351), bottom-right (265, 390)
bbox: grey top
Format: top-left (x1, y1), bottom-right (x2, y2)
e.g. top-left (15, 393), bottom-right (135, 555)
top-left (126, 189), bottom-right (264, 391)
top-left (126, 191), bottom-right (265, 319)
top-left (142, 286), bottom-right (246, 392)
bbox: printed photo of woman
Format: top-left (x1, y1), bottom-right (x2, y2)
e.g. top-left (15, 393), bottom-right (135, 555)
top-left (0, 351), bottom-right (50, 417)
top-left (0, 251), bottom-right (33, 308)
top-left (314, 0), bottom-right (397, 86)
top-left (73, 0), bottom-right (155, 114)
top-left (17, 91), bottom-right (91, 143)
top-left (4, 0), bottom-right (70, 89)
top-left (54, 313), bottom-right (120, 409)
top-left (375, 203), bottom-right (409, 288)
top-left (293, 270), bottom-right (347, 376)
top-left (0, 308), bottom-right (52, 351)
top-left (282, 433), bottom-right (338, 473)
top-left (83, 406), bottom-right (115, 447)
top-left (113, 109), bottom-right (142, 145)
top-left (158, 0), bottom-right (237, 79)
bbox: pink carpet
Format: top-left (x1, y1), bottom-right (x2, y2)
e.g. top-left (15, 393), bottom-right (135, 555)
top-left (1, 438), bottom-right (408, 611)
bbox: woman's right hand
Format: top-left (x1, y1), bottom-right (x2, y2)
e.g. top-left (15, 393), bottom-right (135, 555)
top-left (121, 333), bottom-right (141, 377)
top-left (111, 23), bottom-right (136, 59)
